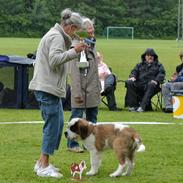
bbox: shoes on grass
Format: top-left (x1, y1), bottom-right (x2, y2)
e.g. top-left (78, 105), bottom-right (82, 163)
top-left (36, 165), bottom-right (63, 178)
top-left (34, 161), bottom-right (62, 178)
top-left (68, 146), bottom-right (84, 153)
top-left (128, 107), bottom-right (144, 112)
top-left (163, 108), bottom-right (173, 113)
top-left (128, 107), bottom-right (137, 112)
top-left (136, 107), bottom-right (144, 112)
top-left (34, 161), bottom-right (60, 173)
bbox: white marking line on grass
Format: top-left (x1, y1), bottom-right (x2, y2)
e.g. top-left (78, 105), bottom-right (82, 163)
top-left (0, 121), bottom-right (179, 125)
top-left (0, 121), bottom-right (43, 125)
top-left (99, 122), bottom-right (176, 125)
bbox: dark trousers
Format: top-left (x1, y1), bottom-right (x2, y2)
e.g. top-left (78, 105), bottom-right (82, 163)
top-left (125, 80), bottom-right (160, 111)
top-left (103, 74), bottom-right (117, 110)
top-left (103, 86), bottom-right (117, 110)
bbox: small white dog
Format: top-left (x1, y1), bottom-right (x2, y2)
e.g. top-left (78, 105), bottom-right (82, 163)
top-left (65, 118), bottom-right (145, 177)
top-left (70, 160), bottom-right (87, 179)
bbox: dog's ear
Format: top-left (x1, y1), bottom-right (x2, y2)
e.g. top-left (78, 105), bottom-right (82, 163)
top-left (78, 123), bottom-right (89, 139)
top-left (80, 160), bottom-right (86, 168)
top-left (70, 122), bottom-right (79, 134)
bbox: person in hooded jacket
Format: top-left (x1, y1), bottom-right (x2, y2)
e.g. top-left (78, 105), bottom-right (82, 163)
top-left (162, 50), bottom-right (183, 113)
top-left (125, 48), bottom-right (166, 112)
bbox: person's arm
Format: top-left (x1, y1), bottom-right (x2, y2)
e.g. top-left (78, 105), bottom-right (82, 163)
top-left (154, 63), bottom-right (166, 84)
top-left (128, 63), bottom-right (139, 81)
top-left (49, 35), bottom-right (85, 69)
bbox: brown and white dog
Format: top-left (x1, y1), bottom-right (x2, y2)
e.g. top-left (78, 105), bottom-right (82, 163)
top-left (65, 118), bottom-right (145, 177)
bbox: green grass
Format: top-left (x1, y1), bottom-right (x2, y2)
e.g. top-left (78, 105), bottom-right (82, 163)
top-left (0, 38), bottom-right (183, 183)
top-left (0, 124), bottom-right (183, 183)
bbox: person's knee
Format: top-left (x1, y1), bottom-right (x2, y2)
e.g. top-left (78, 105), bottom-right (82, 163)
top-left (147, 81), bottom-right (157, 89)
top-left (162, 83), bottom-right (169, 93)
top-left (104, 85), bottom-right (114, 94)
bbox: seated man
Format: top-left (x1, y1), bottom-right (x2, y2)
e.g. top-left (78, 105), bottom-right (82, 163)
top-left (162, 51), bottom-right (183, 113)
top-left (96, 52), bottom-right (121, 111)
top-left (125, 48), bottom-right (165, 112)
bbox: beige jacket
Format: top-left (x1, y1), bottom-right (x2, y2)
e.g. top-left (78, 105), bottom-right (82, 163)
top-left (29, 23), bottom-right (78, 98)
top-left (69, 37), bottom-right (101, 108)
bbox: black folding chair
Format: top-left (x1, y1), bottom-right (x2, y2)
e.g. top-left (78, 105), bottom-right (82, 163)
top-left (101, 73), bottom-right (117, 108)
top-left (151, 90), bottom-right (163, 111)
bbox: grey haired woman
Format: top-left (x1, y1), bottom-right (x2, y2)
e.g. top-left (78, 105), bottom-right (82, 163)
top-left (29, 8), bottom-right (86, 178)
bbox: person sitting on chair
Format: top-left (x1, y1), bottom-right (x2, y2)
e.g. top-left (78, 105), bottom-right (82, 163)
top-left (162, 51), bottom-right (183, 113)
top-left (96, 51), bottom-right (121, 111)
top-left (125, 48), bottom-right (166, 112)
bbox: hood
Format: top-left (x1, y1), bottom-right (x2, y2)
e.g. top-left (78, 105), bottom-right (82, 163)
top-left (141, 48), bottom-right (158, 61)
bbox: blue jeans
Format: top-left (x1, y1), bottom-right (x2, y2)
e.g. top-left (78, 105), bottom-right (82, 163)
top-left (67, 107), bottom-right (98, 148)
top-left (34, 91), bottom-right (64, 155)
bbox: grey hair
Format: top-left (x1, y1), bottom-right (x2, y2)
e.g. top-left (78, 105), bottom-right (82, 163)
top-left (82, 17), bottom-right (94, 30)
top-left (61, 8), bottom-right (83, 29)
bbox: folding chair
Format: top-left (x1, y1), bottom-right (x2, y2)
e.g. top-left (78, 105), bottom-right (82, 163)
top-left (151, 90), bottom-right (163, 111)
top-left (101, 73), bottom-right (117, 108)
top-left (151, 81), bottom-right (165, 111)
top-left (101, 95), bottom-right (109, 108)
top-left (100, 65), bottom-right (121, 109)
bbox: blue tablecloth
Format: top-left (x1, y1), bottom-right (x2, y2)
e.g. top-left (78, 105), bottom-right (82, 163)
top-left (0, 55), bottom-right (35, 65)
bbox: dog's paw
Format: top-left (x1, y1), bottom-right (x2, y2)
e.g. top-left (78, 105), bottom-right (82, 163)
top-left (86, 170), bottom-right (97, 176)
top-left (122, 171), bottom-right (131, 176)
top-left (109, 172), bottom-right (120, 177)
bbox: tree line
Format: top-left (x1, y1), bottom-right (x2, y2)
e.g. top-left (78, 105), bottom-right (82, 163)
top-left (0, 0), bottom-right (178, 39)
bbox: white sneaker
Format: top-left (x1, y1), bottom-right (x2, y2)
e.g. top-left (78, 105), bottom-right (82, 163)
top-left (136, 107), bottom-right (144, 112)
top-left (34, 161), bottom-right (60, 173)
top-left (128, 107), bottom-right (136, 112)
top-left (37, 165), bottom-right (63, 178)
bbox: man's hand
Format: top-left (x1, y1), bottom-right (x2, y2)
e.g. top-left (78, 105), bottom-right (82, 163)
top-left (74, 42), bottom-right (88, 53)
top-left (74, 96), bottom-right (84, 104)
top-left (128, 77), bottom-right (136, 81)
top-left (151, 80), bottom-right (158, 85)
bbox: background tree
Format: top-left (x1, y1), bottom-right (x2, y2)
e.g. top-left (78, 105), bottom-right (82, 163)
top-left (0, 0), bottom-right (178, 39)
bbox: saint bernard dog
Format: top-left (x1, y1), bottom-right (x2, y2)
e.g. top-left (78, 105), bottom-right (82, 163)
top-left (65, 118), bottom-right (145, 177)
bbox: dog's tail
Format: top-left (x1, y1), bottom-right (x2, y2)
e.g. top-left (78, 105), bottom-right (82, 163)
top-left (133, 137), bottom-right (145, 153)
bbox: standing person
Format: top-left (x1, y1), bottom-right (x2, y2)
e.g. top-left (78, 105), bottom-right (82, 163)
top-left (125, 48), bottom-right (165, 112)
top-left (162, 51), bottom-right (183, 113)
top-left (96, 51), bottom-right (122, 111)
top-left (67, 18), bottom-right (101, 153)
top-left (29, 9), bottom-right (86, 178)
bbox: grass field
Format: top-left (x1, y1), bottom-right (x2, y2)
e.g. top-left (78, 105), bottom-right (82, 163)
top-left (0, 38), bottom-right (183, 183)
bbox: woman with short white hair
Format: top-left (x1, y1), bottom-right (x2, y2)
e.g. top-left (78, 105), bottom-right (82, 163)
top-left (67, 17), bottom-right (101, 153)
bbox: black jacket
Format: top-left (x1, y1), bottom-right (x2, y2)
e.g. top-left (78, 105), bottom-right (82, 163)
top-left (176, 63), bottom-right (183, 74)
top-left (129, 49), bottom-right (166, 86)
